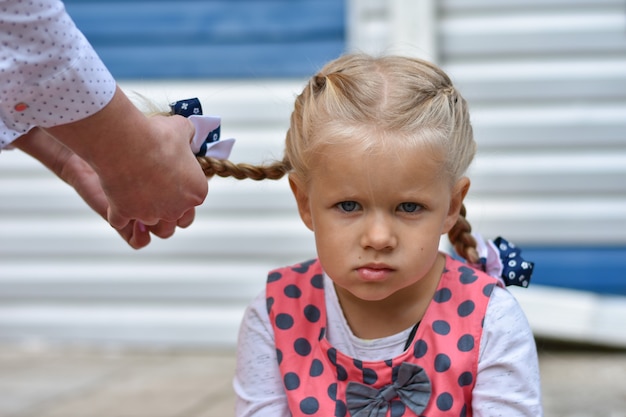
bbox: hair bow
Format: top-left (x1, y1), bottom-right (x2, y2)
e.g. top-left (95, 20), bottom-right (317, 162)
top-left (169, 98), bottom-right (235, 159)
top-left (472, 233), bottom-right (534, 288)
top-left (345, 362), bottom-right (431, 417)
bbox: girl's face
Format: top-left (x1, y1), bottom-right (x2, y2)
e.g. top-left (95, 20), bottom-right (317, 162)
top-left (289, 138), bottom-right (469, 305)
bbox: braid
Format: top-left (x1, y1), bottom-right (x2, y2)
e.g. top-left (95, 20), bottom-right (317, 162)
top-left (447, 204), bottom-right (479, 264)
top-left (196, 156), bottom-right (290, 181)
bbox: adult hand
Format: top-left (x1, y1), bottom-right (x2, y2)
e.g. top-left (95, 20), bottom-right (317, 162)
top-left (14, 128), bottom-right (195, 249)
top-left (58, 142), bottom-right (194, 249)
top-left (45, 86), bottom-right (209, 231)
top-left (97, 112), bottom-right (206, 231)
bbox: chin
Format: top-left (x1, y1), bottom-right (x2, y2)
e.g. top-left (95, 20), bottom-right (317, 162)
top-left (348, 286), bottom-right (398, 303)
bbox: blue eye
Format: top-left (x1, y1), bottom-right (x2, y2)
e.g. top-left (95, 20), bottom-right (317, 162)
top-left (338, 201), bottom-right (360, 212)
top-left (398, 202), bottom-right (420, 213)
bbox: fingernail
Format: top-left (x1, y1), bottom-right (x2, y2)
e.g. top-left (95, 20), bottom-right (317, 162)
top-left (138, 222), bottom-right (147, 232)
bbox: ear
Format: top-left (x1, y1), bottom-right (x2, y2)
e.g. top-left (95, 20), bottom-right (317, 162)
top-left (442, 177), bottom-right (470, 234)
top-left (288, 175), bottom-right (314, 231)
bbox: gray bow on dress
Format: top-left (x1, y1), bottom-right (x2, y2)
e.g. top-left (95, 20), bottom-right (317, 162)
top-left (345, 362), bottom-right (431, 417)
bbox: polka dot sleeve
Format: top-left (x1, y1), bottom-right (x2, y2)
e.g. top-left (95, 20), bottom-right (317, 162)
top-left (0, 0), bottom-right (116, 149)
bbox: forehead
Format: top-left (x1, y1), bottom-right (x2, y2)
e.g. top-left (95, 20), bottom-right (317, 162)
top-left (311, 137), bottom-right (447, 186)
top-left (311, 125), bottom-right (446, 171)
top-left (314, 121), bottom-right (439, 150)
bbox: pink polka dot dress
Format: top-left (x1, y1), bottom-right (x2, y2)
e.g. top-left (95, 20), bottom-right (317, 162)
top-left (266, 256), bottom-right (498, 417)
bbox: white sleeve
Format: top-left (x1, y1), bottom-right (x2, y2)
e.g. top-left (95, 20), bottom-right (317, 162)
top-left (0, 0), bottom-right (116, 148)
top-left (233, 290), bottom-right (291, 417)
top-left (473, 286), bottom-right (543, 416)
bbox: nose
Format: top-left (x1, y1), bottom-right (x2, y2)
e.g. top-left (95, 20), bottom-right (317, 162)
top-left (360, 212), bottom-right (397, 251)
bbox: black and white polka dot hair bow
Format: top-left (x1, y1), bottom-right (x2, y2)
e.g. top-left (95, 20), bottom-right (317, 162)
top-left (472, 233), bottom-right (534, 288)
top-left (169, 98), bottom-right (235, 159)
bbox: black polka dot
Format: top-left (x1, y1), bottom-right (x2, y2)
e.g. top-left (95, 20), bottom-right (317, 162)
top-left (285, 284), bottom-right (302, 298)
top-left (413, 339), bottom-right (428, 358)
top-left (435, 353), bottom-right (451, 372)
top-left (276, 349), bottom-right (283, 364)
top-left (284, 372), bottom-right (300, 390)
top-left (336, 364), bottom-right (348, 381)
top-left (483, 283), bottom-right (496, 297)
top-left (294, 338), bottom-right (312, 356)
top-left (327, 348), bottom-right (338, 365)
top-left (327, 383), bottom-right (337, 400)
top-left (266, 297), bottom-right (274, 314)
top-left (458, 334), bottom-right (475, 352)
top-left (293, 259), bottom-right (315, 273)
top-left (268, 272), bottom-right (282, 283)
top-left (458, 371), bottom-right (473, 387)
top-left (433, 320), bottom-right (451, 335)
top-left (437, 392), bottom-right (454, 411)
top-left (311, 274), bottom-right (324, 289)
top-left (335, 399), bottom-right (347, 417)
top-left (300, 397), bottom-right (319, 415)
top-left (460, 404), bottom-right (468, 417)
top-left (304, 305), bottom-right (321, 322)
top-left (458, 266), bottom-right (478, 284)
top-left (391, 364), bottom-right (400, 381)
top-left (457, 300), bottom-right (475, 317)
top-left (310, 359), bottom-right (324, 376)
top-left (275, 313), bottom-right (294, 330)
top-left (363, 367), bottom-right (378, 384)
top-left (433, 288), bottom-right (452, 303)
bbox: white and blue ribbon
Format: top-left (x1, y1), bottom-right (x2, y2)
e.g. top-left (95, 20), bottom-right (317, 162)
top-left (472, 233), bottom-right (534, 288)
top-left (169, 98), bottom-right (235, 159)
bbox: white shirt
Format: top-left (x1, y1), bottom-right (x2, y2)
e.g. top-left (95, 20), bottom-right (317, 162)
top-left (0, 0), bottom-right (116, 148)
top-left (234, 274), bottom-right (543, 417)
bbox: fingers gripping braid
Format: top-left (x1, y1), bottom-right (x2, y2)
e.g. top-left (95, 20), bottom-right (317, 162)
top-left (447, 204), bottom-right (479, 264)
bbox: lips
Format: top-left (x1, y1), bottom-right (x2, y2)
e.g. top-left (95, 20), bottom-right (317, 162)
top-left (356, 264), bottom-right (394, 281)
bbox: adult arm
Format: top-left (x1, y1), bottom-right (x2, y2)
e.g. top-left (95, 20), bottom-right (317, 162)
top-left (1, 0), bottom-right (208, 236)
top-left (473, 287), bottom-right (543, 416)
top-left (44, 86), bottom-right (207, 230)
top-left (12, 127), bottom-right (189, 249)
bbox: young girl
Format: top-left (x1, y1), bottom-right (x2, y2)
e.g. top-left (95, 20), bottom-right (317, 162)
top-left (196, 54), bottom-right (542, 416)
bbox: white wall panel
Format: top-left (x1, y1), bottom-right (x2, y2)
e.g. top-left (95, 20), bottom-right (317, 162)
top-left (2, 0), bottom-right (626, 347)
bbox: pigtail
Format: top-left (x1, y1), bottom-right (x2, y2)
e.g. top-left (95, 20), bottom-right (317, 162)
top-left (197, 156), bottom-right (290, 181)
top-left (447, 204), bottom-right (479, 264)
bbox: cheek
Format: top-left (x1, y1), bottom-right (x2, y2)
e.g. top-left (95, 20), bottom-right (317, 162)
top-left (402, 228), bottom-right (442, 255)
top-left (314, 227), bottom-right (342, 252)
top-left (313, 227), bottom-right (349, 265)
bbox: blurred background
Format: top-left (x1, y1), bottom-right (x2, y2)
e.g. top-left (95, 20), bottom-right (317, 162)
top-left (0, 0), bottom-right (625, 415)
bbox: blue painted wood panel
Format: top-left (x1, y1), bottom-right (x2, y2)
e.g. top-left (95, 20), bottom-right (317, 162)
top-left (63, 0), bottom-right (346, 79)
top-left (521, 246), bottom-right (626, 296)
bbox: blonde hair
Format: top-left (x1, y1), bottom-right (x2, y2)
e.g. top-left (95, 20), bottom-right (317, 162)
top-left (197, 53), bottom-right (479, 261)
